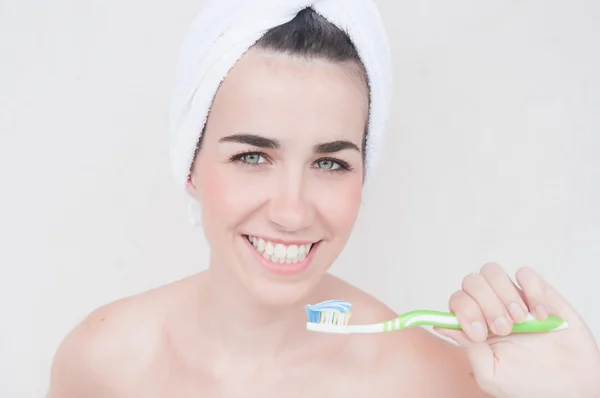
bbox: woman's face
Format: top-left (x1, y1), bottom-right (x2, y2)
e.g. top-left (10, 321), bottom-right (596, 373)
top-left (187, 48), bottom-right (369, 307)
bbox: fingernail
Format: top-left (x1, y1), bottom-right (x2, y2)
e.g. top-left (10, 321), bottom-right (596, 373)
top-left (508, 302), bottom-right (525, 321)
top-left (494, 316), bottom-right (509, 334)
top-left (470, 321), bottom-right (485, 341)
top-left (535, 305), bottom-right (548, 319)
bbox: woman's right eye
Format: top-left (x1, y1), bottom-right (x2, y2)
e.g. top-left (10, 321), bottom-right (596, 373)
top-left (232, 152), bottom-right (268, 165)
top-left (242, 153), bottom-right (265, 164)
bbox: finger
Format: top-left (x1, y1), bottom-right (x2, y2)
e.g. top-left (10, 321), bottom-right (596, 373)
top-left (545, 284), bottom-right (581, 324)
top-left (480, 262), bottom-right (529, 323)
top-left (449, 290), bottom-right (488, 342)
top-left (516, 266), bottom-right (580, 323)
top-left (515, 266), bottom-right (551, 320)
top-left (462, 272), bottom-right (513, 336)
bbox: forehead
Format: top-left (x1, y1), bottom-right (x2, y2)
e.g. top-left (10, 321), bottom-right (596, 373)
top-left (204, 49), bottom-right (369, 146)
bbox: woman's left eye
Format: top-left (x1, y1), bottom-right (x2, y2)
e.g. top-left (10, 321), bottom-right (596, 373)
top-left (316, 159), bottom-right (341, 171)
top-left (314, 158), bottom-right (351, 172)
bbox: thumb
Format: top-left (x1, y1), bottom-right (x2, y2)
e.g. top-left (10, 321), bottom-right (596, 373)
top-left (516, 266), bottom-right (582, 326)
top-left (434, 327), bottom-right (495, 382)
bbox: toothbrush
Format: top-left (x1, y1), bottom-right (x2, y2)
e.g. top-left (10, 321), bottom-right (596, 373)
top-left (305, 300), bottom-right (568, 334)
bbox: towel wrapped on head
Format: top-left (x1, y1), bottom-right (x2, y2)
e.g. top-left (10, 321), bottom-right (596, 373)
top-left (167, 0), bottom-right (393, 223)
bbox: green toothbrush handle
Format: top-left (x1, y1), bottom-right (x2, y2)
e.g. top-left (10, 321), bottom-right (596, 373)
top-left (510, 314), bottom-right (568, 333)
top-left (388, 310), bottom-right (568, 333)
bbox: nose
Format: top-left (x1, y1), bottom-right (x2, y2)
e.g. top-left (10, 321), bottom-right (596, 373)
top-left (267, 177), bottom-right (315, 233)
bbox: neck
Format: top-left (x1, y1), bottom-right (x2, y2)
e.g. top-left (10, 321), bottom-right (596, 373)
top-left (199, 256), bottom-right (311, 361)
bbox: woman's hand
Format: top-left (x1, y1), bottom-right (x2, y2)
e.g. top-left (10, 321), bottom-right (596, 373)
top-left (435, 263), bottom-right (600, 398)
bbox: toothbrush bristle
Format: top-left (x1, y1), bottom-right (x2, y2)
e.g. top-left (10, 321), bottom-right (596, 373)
top-left (305, 300), bottom-right (352, 326)
top-left (319, 310), bottom-right (351, 325)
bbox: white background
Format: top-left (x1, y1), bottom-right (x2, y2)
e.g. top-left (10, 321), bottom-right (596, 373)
top-left (1, 0), bottom-right (599, 396)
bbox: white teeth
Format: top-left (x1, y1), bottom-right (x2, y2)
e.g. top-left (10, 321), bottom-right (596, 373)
top-left (298, 245), bottom-right (306, 256)
top-left (286, 245), bottom-right (298, 259)
top-left (274, 244), bottom-right (286, 258)
top-left (264, 241), bottom-right (274, 256)
top-left (247, 235), bottom-right (315, 265)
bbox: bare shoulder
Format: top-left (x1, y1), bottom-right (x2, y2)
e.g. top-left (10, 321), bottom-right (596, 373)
top-left (318, 274), bottom-right (490, 397)
top-left (47, 275), bottom-right (200, 397)
top-left (374, 326), bottom-right (491, 397)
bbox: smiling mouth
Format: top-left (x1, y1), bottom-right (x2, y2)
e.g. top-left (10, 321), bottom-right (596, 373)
top-left (243, 235), bottom-right (318, 264)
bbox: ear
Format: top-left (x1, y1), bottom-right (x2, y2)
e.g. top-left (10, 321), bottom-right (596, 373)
top-left (186, 175), bottom-right (198, 198)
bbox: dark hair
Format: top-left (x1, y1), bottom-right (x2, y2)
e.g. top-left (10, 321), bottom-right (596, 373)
top-left (194, 7), bottom-right (369, 161)
top-left (254, 7), bottom-right (370, 110)
top-left (255, 7), bottom-right (367, 79)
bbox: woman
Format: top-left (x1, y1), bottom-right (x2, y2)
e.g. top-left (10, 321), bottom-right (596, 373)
top-left (48, 5), bottom-right (600, 398)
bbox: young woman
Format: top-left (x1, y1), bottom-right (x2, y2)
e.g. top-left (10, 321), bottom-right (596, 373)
top-left (48, 7), bottom-right (600, 398)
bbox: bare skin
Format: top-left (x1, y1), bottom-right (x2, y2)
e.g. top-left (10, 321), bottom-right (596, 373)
top-left (47, 47), bottom-right (600, 397)
top-left (48, 272), bottom-right (486, 398)
top-left (48, 48), bottom-right (488, 398)
top-left (45, 46), bottom-right (488, 398)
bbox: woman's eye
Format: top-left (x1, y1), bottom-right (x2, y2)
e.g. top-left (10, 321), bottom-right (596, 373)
top-left (316, 159), bottom-right (341, 171)
top-left (241, 153), bottom-right (266, 164)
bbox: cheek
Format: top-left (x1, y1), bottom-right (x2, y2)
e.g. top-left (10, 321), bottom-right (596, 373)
top-left (197, 171), bottom-right (223, 214)
top-left (196, 164), bottom-right (262, 225)
top-left (316, 177), bottom-right (363, 233)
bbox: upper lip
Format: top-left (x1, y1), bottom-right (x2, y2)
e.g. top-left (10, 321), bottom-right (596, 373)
top-left (244, 234), bottom-right (319, 245)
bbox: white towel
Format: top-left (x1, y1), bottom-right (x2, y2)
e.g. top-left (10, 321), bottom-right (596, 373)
top-left (167, 0), bottom-right (393, 223)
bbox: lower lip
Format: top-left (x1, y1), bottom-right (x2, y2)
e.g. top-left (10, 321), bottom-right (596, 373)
top-left (243, 236), bottom-right (318, 276)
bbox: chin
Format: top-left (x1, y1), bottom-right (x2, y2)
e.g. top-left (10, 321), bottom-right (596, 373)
top-left (244, 277), bottom-right (319, 307)
top-left (233, 234), bottom-right (332, 307)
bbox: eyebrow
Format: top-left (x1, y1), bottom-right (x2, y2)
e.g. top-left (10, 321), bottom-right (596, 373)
top-left (219, 133), bottom-right (360, 153)
top-left (219, 133), bottom-right (280, 149)
top-left (314, 140), bottom-right (360, 154)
